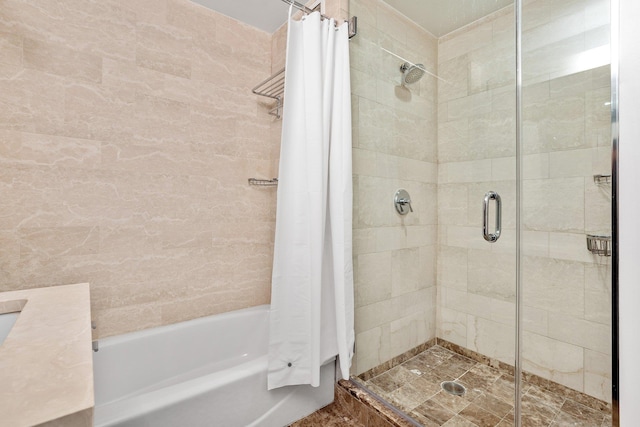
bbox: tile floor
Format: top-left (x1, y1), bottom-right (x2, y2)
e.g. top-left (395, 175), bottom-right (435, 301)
top-left (360, 346), bottom-right (612, 427)
top-left (292, 381), bottom-right (414, 427)
top-left (290, 402), bottom-right (365, 427)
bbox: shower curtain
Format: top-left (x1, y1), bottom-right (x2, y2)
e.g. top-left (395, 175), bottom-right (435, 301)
top-left (267, 9), bottom-right (354, 390)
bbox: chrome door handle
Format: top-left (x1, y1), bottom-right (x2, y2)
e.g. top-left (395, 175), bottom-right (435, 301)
top-left (483, 191), bottom-right (501, 243)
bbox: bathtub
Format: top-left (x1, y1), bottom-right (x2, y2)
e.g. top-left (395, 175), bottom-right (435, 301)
top-left (93, 305), bottom-right (335, 427)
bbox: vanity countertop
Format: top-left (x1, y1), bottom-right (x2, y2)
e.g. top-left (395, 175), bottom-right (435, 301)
top-left (0, 283), bottom-right (94, 427)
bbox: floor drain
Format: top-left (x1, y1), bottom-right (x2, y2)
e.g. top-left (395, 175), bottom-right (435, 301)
top-left (441, 381), bottom-right (466, 396)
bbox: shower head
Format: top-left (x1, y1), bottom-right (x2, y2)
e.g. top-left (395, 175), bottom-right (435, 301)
top-left (400, 62), bottom-right (426, 86)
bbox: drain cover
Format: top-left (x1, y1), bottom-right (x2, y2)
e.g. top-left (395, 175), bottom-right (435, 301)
top-left (441, 381), bottom-right (466, 396)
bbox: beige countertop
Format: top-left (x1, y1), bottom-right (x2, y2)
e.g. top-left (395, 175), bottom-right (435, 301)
top-left (0, 283), bottom-right (94, 427)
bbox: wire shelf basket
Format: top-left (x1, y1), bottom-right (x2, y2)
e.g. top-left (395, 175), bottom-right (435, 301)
top-left (248, 178), bottom-right (278, 187)
top-left (586, 234), bottom-right (612, 257)
top-left (593, 174), bottom-right (612, 185)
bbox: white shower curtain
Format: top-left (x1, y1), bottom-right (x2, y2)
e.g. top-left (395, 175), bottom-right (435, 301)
top-left (267, 9), bottom-right (354, 390)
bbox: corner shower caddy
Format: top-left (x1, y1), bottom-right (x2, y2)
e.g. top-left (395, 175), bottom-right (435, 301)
top-left (251, 0), bottom-right (357, 118)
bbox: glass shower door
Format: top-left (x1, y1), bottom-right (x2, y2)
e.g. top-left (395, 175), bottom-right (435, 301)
top-left (348, 0), bottom-right (614, 425)
top-left (519, 0), bottom-right (613, 424)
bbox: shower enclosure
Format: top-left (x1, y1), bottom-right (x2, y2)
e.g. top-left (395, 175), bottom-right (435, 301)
top-left (349, 0), bottom-right (614, 425)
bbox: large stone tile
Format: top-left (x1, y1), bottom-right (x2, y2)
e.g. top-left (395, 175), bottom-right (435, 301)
top-left (412, 399), bottom-right (458, 426)
top-left (523, 178), bottom-right (585, 233)
top-left (467, 249), bottom-right (517, 302)
top-left (356, 325), bottom-right (392, 374)
top-left (24, 37), bottom-right (103, 83)
top-left (356, 252), bottom-right (392, 307)
top-left (522, 332), bottom-right (585, 392)
top-left (437, 307), bottom-right (468, 348)
top-left (583, 349), bottom-right (612, 403)
top-left (522, 256), bottom-right (585, 317)
top-left (437, 246), bottom-right (469, 291)
top-left (459, 403), bottom-right (502, 427)
top-left (546, 312), bottom-right (611, 355)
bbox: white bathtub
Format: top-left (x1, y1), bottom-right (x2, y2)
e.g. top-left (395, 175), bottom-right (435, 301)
top-left (93, 305), bottom-right (335, 427)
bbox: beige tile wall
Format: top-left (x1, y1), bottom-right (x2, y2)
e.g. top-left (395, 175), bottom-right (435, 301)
top-left (350, 0), bottom-right (438, 375)
top-left (0, 0), bottom-right (611, 402)
top-left (436, 0), bottom-right (612, 402)
top-left (0, 0), bottom-right (282, 338)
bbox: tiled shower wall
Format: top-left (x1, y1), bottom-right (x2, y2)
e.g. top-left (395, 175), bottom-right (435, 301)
top-left (436, 0), bottom-right (612, 402)
top-left (350, 0), bottom-right (438, 375)
top-left (436, 5), bottom-right (518, 377)
top-left (0, 0), bottom-right (613, 403)
top-left (0, 0), bottom-right (282, 338)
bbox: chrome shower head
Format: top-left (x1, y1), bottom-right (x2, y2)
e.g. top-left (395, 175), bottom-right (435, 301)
top-left (400, 62), bottom-right (426, 85)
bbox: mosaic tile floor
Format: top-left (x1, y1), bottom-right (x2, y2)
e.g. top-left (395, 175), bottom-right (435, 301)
top-left (361, 346), bottom-right (612, 427)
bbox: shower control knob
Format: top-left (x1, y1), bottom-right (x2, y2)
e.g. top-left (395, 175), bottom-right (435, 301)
top-left (398, 198), bottom-right (413, 212)
top-left (394, 189), bottom-right (413, 215)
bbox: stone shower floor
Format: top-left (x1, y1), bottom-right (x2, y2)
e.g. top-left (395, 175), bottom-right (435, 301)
top-left (361, 345), bottom-right (612, 427)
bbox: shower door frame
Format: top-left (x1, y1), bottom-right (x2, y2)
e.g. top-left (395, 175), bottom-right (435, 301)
top-left (609, 0), bottom-right (620, 424)
top-left (514, 0), bottom-right (523, 424)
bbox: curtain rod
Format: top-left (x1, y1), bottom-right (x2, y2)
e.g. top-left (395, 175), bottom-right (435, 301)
top-left (280, 0), bottom-right (358, 39)
top-left (281, 0), bottom-right (324, 17)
